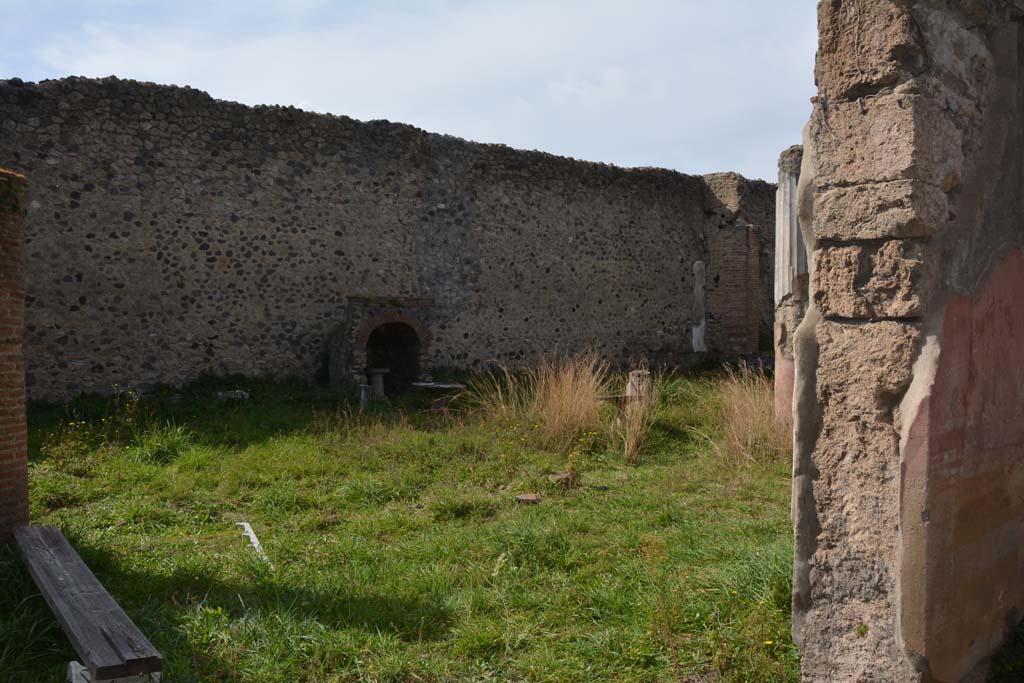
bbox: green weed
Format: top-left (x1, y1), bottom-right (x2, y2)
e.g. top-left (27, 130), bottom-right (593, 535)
top-left (7, 370), bottom-right (796, 683)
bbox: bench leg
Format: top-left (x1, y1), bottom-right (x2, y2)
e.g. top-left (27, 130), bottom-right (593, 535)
top-left (68, 662), bottom-right (162, 683)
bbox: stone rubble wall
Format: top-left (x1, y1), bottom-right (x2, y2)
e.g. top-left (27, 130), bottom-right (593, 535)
top-left (0, 77), bottom-right (774, 401)
top-left (793, 1), bottom-right (1024, 681)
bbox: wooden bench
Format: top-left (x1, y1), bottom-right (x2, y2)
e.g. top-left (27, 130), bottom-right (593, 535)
top-left (14, 525), bottom-right (162, 682)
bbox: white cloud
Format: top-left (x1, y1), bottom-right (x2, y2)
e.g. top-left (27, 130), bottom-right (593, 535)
top-left (31, 0), bottom-right (817, 180)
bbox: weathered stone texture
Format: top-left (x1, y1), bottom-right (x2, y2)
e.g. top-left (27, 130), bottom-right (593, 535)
top-left (814, 0), bottom-right (927, 101)
top-left (814, 180), bottom-right (947, 241)
top-left (813, 240), bottom-right (926, 319)
top-left (796, 0), bottom-right (1024, 681)
top-left (797, 319), bottom-right (923, 682)
top-left (812, 94), bottom-right (963, 191)
top-left (0, 77), bottom-right (775, 400)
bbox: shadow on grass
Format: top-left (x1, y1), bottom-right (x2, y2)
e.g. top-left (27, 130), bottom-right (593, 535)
top-left (27, 373), bottom-right (452, 461)
top-left (76, 534), bottom-right (453, 642)
top-left (0, 544), bottom-right (73, 683)
top-left (986, 617), bottom-right (1024, 681)
top-left (1, 531), bottom-right (454, 682)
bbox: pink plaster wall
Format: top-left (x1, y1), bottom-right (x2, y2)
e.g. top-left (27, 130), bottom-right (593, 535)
top-left (902, 248), bottom-right (1024, 680)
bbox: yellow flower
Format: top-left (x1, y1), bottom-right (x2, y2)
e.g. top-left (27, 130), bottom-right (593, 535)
top-left (764, 640), bottom-right (773, 645)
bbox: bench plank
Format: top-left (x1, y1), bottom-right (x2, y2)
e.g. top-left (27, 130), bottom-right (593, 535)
top-left (15, 525), bottom-right (162, 679)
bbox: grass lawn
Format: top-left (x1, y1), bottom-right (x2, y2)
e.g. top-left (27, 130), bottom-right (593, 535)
top-left (1, 371), bottom-right (798, 682)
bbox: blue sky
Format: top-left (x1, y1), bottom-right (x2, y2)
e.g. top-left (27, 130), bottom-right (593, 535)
top-left (0, 1), bottom-right (817, 181)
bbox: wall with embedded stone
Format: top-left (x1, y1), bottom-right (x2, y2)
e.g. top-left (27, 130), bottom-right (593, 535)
top-left (0, 77), bottom-right (774, 400)
top-left (793, 1), bottom-right (1024, 681)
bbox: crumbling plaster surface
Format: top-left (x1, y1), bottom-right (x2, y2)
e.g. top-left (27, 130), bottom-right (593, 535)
top-left (0, 77), bottom-right (774, 400)
top-left (793, 1), bottom-right (1024, 681)
top-left (774, 145), bottom-right (806, 428)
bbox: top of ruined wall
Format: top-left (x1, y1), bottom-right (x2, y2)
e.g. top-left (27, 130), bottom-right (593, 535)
top-left (777, 145), bottom-right (802, 177)
top-left (3, 75), bottom-right (731, 192)
top-left (2, 75), bottom-right (777, 219)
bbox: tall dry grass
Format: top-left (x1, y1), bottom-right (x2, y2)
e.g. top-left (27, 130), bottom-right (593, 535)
top-left (717, 362), bottom-right (790, 461)
top-left (463, 356), bottom-right (788, 463)
top-left (611, 382), bottom-right (659, 463)
top-left (461, 365), bottom-right (533, 423)
top-left (533, 354), bottom-right (610, 448)
top-left (464, 354), bottom-right (611, 450)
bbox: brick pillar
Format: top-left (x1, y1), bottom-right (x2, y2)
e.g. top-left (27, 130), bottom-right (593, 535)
top-left (706, 224), bottom-right (761, 356)
top-left (0, 169), bottom-right (27, 541)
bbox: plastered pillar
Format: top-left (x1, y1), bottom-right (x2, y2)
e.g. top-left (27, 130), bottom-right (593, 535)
top-left (773, 145), bottom-right (806, 428)
top-left (793, 2), bottom-right (1024, 681)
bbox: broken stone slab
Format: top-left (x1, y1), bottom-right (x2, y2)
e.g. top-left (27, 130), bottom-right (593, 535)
top-left (68, 662), bottom-right (162, 683)
top-left (515, 493), bottom-right (540, 504)
top-left (411, 382), bottom-right (466, 391)
top-left (215, 389), bottom-right (249, 402)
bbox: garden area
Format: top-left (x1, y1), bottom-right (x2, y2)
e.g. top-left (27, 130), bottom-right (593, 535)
top-left (0, 360), bottom-right (798, 682)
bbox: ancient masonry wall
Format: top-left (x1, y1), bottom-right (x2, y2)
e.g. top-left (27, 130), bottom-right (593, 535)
top-left (0, 77), bottom-right (774, 401)
top-left (0, 169), bottom-right (27, 539)
top-left (793, 1), bottom-right (1024, 681)
top-left (704, 171), bottom-right (777, 346)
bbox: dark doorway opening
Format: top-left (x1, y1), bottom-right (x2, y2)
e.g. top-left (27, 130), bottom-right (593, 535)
top-left (366, 322), bottom-right (420, 395)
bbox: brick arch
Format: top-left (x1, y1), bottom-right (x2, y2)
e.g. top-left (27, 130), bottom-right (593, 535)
top-left (351, 310), bottom-right (431, 385)
top-left (354, 311), bottom-right (431, 350)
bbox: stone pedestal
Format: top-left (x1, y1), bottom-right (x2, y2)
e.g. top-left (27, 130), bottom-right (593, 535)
top-left (691, 261), bottom-right (707, 352)
top-left (367, 368), bottom-right (389, 400)
top-left (626, 370), bottom-right (651, 401)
